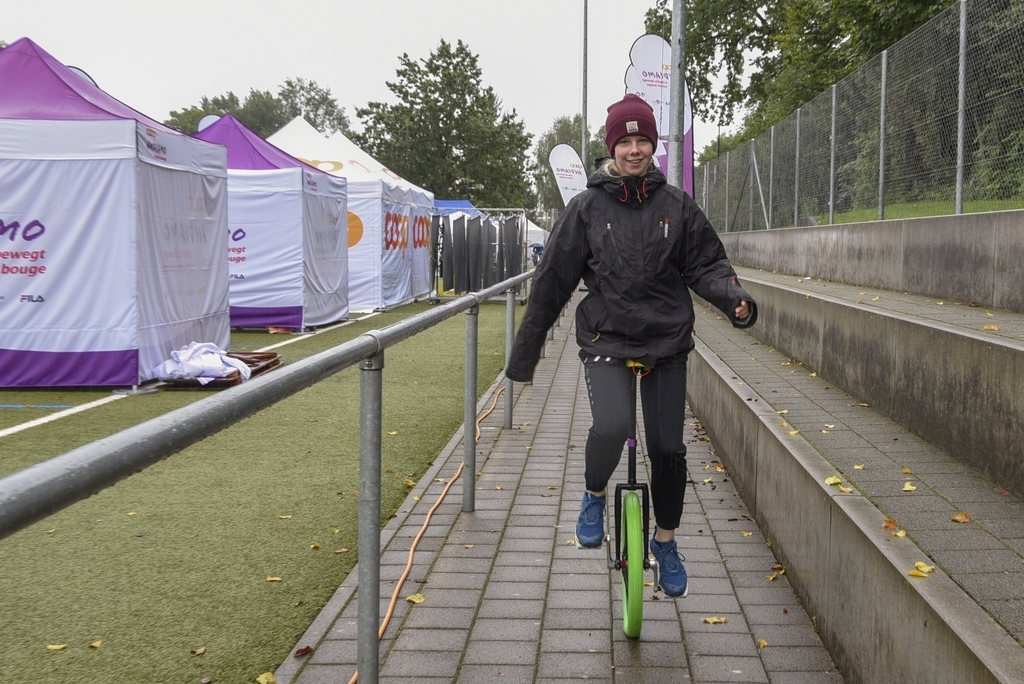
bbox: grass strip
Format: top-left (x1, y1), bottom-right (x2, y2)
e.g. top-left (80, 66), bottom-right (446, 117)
top-left (1, 300), bottom-right (516, 683)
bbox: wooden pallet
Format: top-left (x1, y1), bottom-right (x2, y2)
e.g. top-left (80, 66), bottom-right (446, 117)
top-left (163, 352), bottom-right (282, 390)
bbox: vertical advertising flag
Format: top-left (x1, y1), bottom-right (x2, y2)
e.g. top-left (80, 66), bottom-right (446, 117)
top-left (624, 34), bottom-right (694, 196)
top-left (548, 143), bottom-right (588, 207)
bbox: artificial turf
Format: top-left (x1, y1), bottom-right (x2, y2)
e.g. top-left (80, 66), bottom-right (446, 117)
top-left (0, 300), bottom-right (517, 683)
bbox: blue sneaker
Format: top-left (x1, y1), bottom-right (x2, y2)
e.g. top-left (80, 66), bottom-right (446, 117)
top-left (575, 492), bottom-right (606, 548)
top-left (650, 538), bottom-right (688, 597)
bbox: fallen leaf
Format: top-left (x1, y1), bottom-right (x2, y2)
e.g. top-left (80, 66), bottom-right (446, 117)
top-left (46, 529), bottom-right (55, 534)
top-left (127, 511), bottom-right (136, 516)
top-left (387, 431), bottom-right (398, 435)
top-left (952, 512), bottom-right (972, 523)
top-left (464, 544), bottom-right (475, 549)
top-left (809, 372), bottom-right (817, 377)
top-left (495, 485), bottom-right (503, 490)
top-left (704, 477), bottom-right (713, 484)
top-left (839, 485), bottom-right (854, 493)
top-left (256, 673), bottom-right (278, 684)
top-left (908, 569), bottom-right (930, 578)
top-left (192, 647), bottom-right (207, 656)
top-left (788, 430), bottom-right (800, 435)
top-left (89, 640), bottom-right (103, 649)
top-left (741, 531), bottom-right (753, 537)
top-left (871, 296), bottom-right (880, 301)
top-left (331, 527), bottom-right (341, 534)
top-left (266, 575), bottom-right (283, 582)
top-left (983, 324), bottom-right (1000, 331)
top-left (777, 409), bottom-right (789, 414)
top-left (702, 464), bottom-right (710, 470)
top-left (278, 515), bottom-right (292, 519)
top-left (859, 403), bottom-right (869, 407)
top-left (46, 644), bottom-right (67, 651)
top-left (766, 573), bottom-right (778, 582)
top-left (915, 561), bottom-right (935, 573)
top-left (854, 464), bottom-right (865, 470)
top-left (902, 467), bottom-right (913, 474)
top-left (403, 479), bottom-right (415, 487)
top-left (822, 430), bottom-right (831, 434)
top-left (903, 482), bottom-right (917, 492)
top-left (825, 424), bottom-right (835, 429)
top-left (413, 496), bottom-right (421, 501)
top-left (406, 593), bottom-right (425, 604)
top-left (294, 645), bottom-right (314, 657)
top-left (758, 638), bottom-right (769, 648)
top-left (310, 542), bottom-right (321, 550)
top-left (335, 548), bottom-right (349, 554)
top-left (703, 616), bottom-right (729, 624)
top-left (780, 421), bottom-right (788, 428)
top-left (894, 529), bottom-right (907, 537)
top-left (202, 678), bottom-right (212, 684)
top-left (547, 486), bottom-right (558, 490)
top-left (883, 519), bottom-right (898, 530)
top-left (771, 563), bottom-right (785, 573)
top-left (825, 476), bottom-right (842, 486)
top-left (936, 301), bottom-right (944, 305)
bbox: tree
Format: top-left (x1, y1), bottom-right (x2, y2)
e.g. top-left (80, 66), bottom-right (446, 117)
top-left (532, 115), bottom-right (607, 217)
top-left (164, 79), bottom-right (349, 138)
top-left (644, 0), bottom-right (954, 138)
top-left (355, 39), bottom-right (534, 210)
top-left (645, 0), bottom-right (783, 127)
top-left (278, 77), bottom-right (350, 136)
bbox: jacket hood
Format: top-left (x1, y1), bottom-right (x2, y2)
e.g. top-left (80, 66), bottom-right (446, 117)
top-left (587, 162), bottom-right (667, 207)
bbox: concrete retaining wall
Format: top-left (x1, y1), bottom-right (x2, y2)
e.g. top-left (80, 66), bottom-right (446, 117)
top-left (687, 338), bottom-right (1024, 684)
top-left (719, 211), bottom-right (1024, 313)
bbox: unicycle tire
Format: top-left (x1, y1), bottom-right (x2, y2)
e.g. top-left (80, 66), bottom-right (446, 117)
top-left (620, 491), bottom-right (644, 638)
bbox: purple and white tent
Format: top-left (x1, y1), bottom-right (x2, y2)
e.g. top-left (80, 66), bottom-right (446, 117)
top-left (0, 37), bottom-right (229, 387)
top-left (194, 115), bottom-right (348, 329)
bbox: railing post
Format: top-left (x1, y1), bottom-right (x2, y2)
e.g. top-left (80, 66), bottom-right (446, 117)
top-left (357, 349), bottom-right (384, 684)
top-left (463, 302), bottom-right (479, 512)
top-left (879, 49), bottom-right (888, 221)
top-left (748, 140), bottom-right (754, 231)
top-left (504, 289), bottom-right (515, 429)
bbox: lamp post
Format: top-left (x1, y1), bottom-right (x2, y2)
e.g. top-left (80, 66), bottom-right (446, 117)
top-left (581, 0), bottom-right (588, 172)
top-left (667, 0), bottom-right (687, 188)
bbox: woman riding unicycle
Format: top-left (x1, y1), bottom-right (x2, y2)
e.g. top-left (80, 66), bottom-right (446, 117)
top-left (506, 93), bottom-right (757, 636)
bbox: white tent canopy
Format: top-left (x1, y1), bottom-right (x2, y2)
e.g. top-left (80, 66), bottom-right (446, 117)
top-left (268, 118), bottom-right (433, 312)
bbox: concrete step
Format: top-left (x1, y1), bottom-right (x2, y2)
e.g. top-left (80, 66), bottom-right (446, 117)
top-left (732, 265), bottom-right (1024, 498)
top-left (688, 279), bottom-right (1024, 684)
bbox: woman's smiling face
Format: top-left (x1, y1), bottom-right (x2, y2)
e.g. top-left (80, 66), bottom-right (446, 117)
top-left (613, 135), bottom-right (654, 177)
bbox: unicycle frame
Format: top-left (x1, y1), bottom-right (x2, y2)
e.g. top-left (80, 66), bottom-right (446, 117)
top-left (606, 371), bottom-right (654, 596)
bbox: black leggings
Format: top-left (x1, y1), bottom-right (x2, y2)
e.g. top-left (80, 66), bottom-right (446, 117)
top-left (582, 355), bottom-right (689, 531)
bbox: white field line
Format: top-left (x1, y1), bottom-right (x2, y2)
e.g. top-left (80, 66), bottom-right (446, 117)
top-left (0, 312), bottom-right (383, 439)
top-left (0, 394), bottom-right (126, 439)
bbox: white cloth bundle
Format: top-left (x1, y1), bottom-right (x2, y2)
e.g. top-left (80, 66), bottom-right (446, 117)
top-left (153, 342), bottom-right (252, 385)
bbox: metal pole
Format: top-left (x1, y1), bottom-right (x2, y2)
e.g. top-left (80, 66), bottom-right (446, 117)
top-left (879, 50), bottom-right (888, 221)
top-left (769, 125), bottom-right (775, 228)
top-left (748, 140), bottom-right (754, 230)
top-left (955, 0), bottom-right (967, 214)
top-left (463, 303), bottom-right (479, 512)
top-left (504, 289), bottom-right (515, 429)
top-left (582, 0), bottom-right (588, 171)
top-left (668, 0), bottom-right (687, 188)
top-left (725, 150), bottom-right (730, 230)
top-left (358, 350), bottom-right (384, 684)
top-left (829, 84), bottom-right (837, 225)
top-left (795, 107), bottom-right (802, 227)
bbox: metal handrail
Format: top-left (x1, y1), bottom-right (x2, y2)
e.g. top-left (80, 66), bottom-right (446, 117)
top-left (0, 271), bottom-right (533, 542)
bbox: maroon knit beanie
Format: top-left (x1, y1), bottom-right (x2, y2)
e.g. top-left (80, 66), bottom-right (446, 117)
top-left (604, 94), bottom-right (659, 155)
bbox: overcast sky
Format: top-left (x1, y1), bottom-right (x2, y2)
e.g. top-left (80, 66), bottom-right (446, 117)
top-left (5, 0), bottom-right (723, 156)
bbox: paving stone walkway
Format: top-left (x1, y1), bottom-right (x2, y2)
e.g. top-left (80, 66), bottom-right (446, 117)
top-left (276, 293), bottom-right (844, 684)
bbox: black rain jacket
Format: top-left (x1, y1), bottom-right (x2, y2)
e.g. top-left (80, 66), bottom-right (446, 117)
top-left (506, 163), bottom-right (757, 383)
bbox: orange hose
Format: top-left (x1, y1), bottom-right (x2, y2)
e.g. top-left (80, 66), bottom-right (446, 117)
top-left (346, 384), bottom-right (506, 683)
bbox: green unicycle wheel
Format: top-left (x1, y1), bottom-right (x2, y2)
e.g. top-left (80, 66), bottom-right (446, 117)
top-left (620, 490), bottom-right (645, 638)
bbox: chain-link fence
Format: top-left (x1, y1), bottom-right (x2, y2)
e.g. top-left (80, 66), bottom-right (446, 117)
top-left (698, 0), bottom-right (1024, 231)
